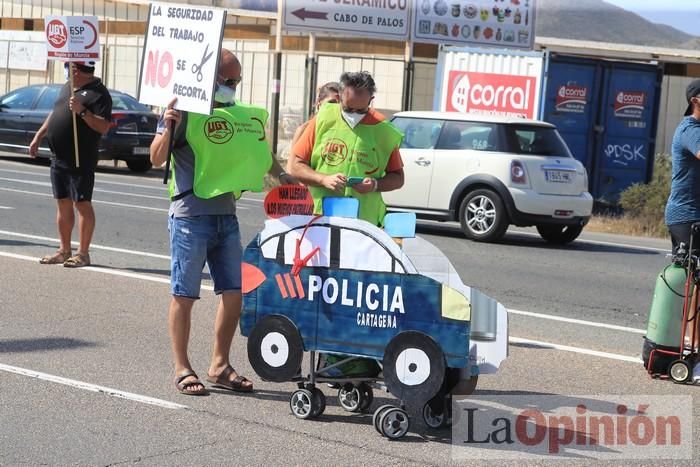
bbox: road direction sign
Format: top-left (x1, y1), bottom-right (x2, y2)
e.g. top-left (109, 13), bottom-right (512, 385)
top-left (282, 0), bottom-right (410, 41)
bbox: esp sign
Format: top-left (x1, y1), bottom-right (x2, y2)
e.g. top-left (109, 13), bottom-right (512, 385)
top-left (44, 15), bottom-right (100, 60)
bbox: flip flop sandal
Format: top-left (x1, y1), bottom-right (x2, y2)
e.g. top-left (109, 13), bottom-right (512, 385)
top-left (206, 365), bottom-right (253, 393)
top-left (174, 370), bottom-right (209, 396)
top-left (63, 253), bottom-right (91, 268)
top-left (39, 250), bottom-right (72, 265)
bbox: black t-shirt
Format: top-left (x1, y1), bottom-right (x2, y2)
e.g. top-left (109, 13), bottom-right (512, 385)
top-left (47, 79), bottom-right (112, 170)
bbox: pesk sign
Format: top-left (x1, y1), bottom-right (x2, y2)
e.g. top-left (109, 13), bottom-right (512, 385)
top-left (138, 2), bottom-right (226, 115)
top-left (446, 70), bottom-right (537, 118)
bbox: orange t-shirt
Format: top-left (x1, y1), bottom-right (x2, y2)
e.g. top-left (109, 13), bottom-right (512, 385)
top-left (291, 108), bottom-right (403, 172)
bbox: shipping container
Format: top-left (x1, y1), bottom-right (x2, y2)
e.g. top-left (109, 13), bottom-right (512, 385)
top-left (542, 55), bottom-right (662, 202)
top-left (435, 46), bottom-right (663, 202)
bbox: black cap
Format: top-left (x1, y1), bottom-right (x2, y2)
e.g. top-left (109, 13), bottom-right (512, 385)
top-left (685, 79), bottom-right (700, 116)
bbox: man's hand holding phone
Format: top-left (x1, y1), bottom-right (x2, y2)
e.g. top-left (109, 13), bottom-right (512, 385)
top-left (349, 177), bottom-right (377, 194)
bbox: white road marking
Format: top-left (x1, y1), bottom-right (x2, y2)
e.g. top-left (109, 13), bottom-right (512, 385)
top-left (0, 167), bottom-right (169, 191)
top-left (0, 176), bottom-right (167, 201)
top-left (0, 250), bottom-right (642, 364)
top-left (0, 363), bottom-right (188, 410)
top-left (508, 308), bottom-right (646, 334)
top-left (0, 250), bottom-right (213, 290)
top-left (508, 228), bottom-right (669, 254)
top-left (0, 186), bottom-right (248, 211)
top-left (0, 206), bottom-right (13, 210)
top-left (509, 336), bottom-right (643, 363)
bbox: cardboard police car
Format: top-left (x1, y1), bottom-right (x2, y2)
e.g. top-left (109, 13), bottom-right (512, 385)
top-left (241, 212), bottom-right (507, 421)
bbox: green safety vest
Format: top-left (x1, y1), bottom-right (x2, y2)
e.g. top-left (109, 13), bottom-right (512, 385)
top-left (309, 103), bottom-right (403, 225)
top-left (169, 103), bottom-right (272, 200)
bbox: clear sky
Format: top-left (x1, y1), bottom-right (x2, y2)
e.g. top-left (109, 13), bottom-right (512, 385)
top-left (604, 0), bottom-right (699, 36)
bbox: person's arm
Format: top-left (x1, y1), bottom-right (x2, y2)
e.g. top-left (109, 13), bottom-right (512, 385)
top-left (69, 96), bottom-right (111, 135)
top-left (689, 126), bottom-right (700, 160)
top-left (150, 98), bottom-right (181, 167)
top-left (267, 150), bottom-right (297, 185)
top-left (29, 112), bottom-right (52, 158)
top-left (352, 146), bottom-right (405, 194)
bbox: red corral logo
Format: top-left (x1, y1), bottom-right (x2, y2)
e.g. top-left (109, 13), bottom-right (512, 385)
top-left (46, 20), bottom-right (68, 48)
top-left (555, 85), bottom-right (588, 113)
top-left (614, 91), bottom-right (646, 119)
top-left (446, 71), bottom-right (537, 118)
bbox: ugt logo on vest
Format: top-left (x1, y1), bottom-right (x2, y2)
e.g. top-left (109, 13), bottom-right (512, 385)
top-left (322, 138), bottom-right (348, 166)
top-left (204, 116), bottom-right (234, 144)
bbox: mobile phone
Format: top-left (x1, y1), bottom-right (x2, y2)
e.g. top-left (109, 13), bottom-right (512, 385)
top-left (346, 176), bottom-right (365, 186)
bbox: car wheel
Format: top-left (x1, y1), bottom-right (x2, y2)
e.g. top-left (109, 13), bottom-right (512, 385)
top-left (459, 189), bottom-right (508, 242)
top-left (247, 315), bottom-right (304, 382)
top-left (383, 331), bottom-right (445, 405)
top-left (536, 224), bottom-right (584, 244)
top-left (126, 159), bottom-right (153, 172)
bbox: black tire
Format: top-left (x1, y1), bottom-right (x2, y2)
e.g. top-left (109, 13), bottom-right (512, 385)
top-left (422, 401), bottom-right (447, 429)
top-left (373, 404), bottom-right (395, 434)
top-left (358, 383), bottom-right (374, 413)
top-left (247, 315), bottom-right (304, 382)
top-left (459, 189), bottom-right (508, 242)
top-left (536, 224), bottom-right (584, 244)
top-left (125, 159), bottom-right (153, 172)
top-left (311, 387), bottom-right (326, 417)
top-left (338, 384), bottom-right (362, 412)
top-left (383, 331), bottom-right (446, 405)
top-left (290, 389), bottom-right (314, 419)
top-left (378, 407), bottom-right (410, 439)
top-left (669, 359), bottom-right (691, 383)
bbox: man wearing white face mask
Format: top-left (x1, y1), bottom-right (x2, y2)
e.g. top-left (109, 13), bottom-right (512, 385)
top-left (150, 49), bottom-right (291, 396)
top-left (289, 71), bottom-right (404, 226)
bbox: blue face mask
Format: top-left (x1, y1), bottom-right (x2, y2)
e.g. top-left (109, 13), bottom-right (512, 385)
top-left (214, 84), bottom-right (236, 104)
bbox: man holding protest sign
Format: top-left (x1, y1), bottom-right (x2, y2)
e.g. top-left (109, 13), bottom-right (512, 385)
top-left (150, 49), bottom-right (293, 396)
top-left (30, 60), bottom-right (112, 268)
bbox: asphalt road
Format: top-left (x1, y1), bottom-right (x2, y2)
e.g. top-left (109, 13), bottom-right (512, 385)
top-left (0, 154), bottom-right (697, 465)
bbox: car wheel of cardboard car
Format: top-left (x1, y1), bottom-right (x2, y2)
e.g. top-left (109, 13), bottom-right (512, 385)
top-left (338, 384), bottom-right (362, 412)
top-left (125, 159), bottom-right (152, 172)
top-left (379, 407), bottom-right (410, 439)
top-left (247, 315), bottom-right (303, 382)
top-left (383, 331), bottom-right (445, 405)
top-left (669, 359), bottom-right (691, 383)
top-left (422, 401), bottom-right (447, 429)
top-left (536, 224), bottom-right (584, 244)
top-left (358, 382), bottom-right (374, 412)
top-left (311, 387), bottom-right (326, 417)
top-left (459, 189), bottom-right (508, 242)
top-left (290, 389), bottom-right (315, 419)
top-left (373, 404), bottom-right (395, 434)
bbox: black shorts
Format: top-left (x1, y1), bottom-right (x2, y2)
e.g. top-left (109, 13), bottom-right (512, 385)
top-left (50, 165), bottom-right (95, 202)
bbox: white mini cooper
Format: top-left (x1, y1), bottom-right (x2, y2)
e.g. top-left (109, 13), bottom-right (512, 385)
top-left (385, 111), bottom-right (593, 244)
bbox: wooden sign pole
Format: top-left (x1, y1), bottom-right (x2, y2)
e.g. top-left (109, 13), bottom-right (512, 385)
top-left (69, 64), bottom-right (80, 168)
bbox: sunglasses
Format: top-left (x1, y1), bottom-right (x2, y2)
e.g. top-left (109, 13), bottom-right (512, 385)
top-left (219, 76), bottom-right (242, 87)
top-left (341, 96), bottom-right (374, 114)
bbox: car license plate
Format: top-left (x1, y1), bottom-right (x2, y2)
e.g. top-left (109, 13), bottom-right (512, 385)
top-left (545, 170), bottom-right (573, 183)
top-left (132, 147), bottom-right (150, 155)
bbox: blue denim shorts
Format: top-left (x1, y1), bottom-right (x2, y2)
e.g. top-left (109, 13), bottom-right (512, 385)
top-left (168, 215), bottom-right (242, 299)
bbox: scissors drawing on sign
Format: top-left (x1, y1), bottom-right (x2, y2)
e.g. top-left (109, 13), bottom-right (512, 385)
top-left (191, 44), bottom-right (213, 82)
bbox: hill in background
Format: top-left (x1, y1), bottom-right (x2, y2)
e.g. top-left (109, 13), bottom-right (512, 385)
top-left (536, 0), bottom-right (698, 49)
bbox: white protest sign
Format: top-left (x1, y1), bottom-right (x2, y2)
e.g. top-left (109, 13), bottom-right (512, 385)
top-left (282, 0), bottom-right (410, 40)
top-left (138, 2), bottom-right (226, 116)
top-left (44, 16), bottom-right (100, 60)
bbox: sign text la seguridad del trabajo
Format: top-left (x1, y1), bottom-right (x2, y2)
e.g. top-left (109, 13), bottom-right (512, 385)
top-left (137, 2), bottom-right (226, 115)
